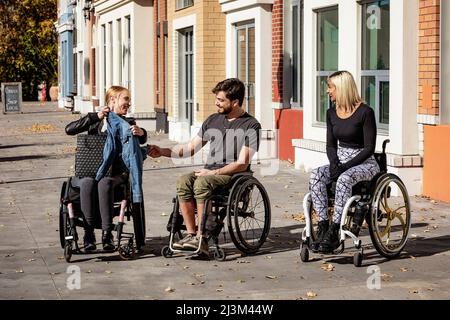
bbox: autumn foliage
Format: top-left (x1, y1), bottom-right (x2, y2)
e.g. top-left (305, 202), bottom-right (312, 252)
top-left (0, 0), bottom-right (57, 100)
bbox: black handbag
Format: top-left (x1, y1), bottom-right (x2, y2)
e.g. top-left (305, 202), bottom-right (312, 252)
top-left (75, 134), bottom-right (111, 178)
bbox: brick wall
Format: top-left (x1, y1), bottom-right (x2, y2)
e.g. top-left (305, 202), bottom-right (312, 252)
top-left (154, 0), bottom-right (167, 111)
top-left (418, 0), bottom-right (440, 117)
top-left (272, 0), bottom-right (283, 104)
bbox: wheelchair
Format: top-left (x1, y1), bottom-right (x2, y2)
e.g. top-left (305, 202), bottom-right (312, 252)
top-left (300, 140), bottom-right (411, 267)
top-left (161, 172), bottom-right (271, 261)
top-left (58, 176), bottom-right (146, 262)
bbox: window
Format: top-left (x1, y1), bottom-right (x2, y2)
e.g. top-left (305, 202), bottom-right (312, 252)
top-left (117, 19), bottom-right (122, 86)
top-left (179, 28), bottom-right (194, 125)
top-left (102, 24), bottom-right (106, 90)
top-left (315, 6), bottom-right (338, 123)
top-left (361, 0), bottom-right (390, 130)
top-left (125, 16), bottom-right (131, 89)
top-left (176, 0), bottom-right (194, 10)
top-left (290, 0), bottom-right (304, 107)
top-left (108, 21), bottom-right (113, 87)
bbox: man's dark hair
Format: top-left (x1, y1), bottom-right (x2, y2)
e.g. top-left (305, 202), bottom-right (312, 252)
top-left (212, 78), bottom-right (245, 107)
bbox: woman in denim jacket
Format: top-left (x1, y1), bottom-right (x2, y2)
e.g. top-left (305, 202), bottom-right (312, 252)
top-left (65, 86), bottom-right (147, 251)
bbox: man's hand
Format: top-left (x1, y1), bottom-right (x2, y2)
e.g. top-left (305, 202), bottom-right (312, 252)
top-left (147, 144), bottom-right (162, 158)
top-left (97, 106), bottom-right (110, 120)
top-left (194, 169), bottom-right (217, 177)
top-left (130, 125), bottom-right (144, 137)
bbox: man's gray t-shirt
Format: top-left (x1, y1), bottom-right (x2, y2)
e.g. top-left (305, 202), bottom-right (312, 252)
top-left (197, 112), bottom-right (261, 170)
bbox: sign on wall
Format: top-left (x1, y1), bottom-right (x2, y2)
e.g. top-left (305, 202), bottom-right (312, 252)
top-left (1, 82), bottom-right (22, 114)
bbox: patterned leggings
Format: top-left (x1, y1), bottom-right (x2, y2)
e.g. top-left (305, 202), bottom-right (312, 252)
top-left (309, 147), bottom-right (380, 224)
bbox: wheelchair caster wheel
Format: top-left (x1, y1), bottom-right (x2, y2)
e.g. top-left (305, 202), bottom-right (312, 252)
top-left (355, 240), bottom-right (362, 250)
top-left (64, 243), bottom-right (72, 263)
top-left (300, 245), bottom-right (309, 262)
top-left (214, 248), bottom-right (226, 261)
top-left (118, 243), bottom-right (136, 260)
top-left (353, 251), bottom-right (363, 267)
top-left (161, 246), bottom-right (173, 258)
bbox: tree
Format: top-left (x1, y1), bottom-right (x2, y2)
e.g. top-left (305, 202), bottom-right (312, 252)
top-left (0, 0), bottom-right (57, 101)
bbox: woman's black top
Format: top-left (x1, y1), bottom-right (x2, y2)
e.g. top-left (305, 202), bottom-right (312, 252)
top-left (326, 103), bottom-right (377, 170)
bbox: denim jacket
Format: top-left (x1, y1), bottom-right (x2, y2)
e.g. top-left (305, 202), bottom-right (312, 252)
top-left (96, 112), bottom-right (147, 203)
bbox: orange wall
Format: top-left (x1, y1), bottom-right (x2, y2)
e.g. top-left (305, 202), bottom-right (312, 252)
top-left (275, 109), bottom-right (303, 162)
top-left (423, 125), bottom-right (450, 203)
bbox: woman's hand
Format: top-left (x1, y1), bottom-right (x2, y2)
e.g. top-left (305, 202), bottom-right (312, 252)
top-left (130, 125), bottom-right (144, 137)
top-left (97, 106), bottom-right (110, 120)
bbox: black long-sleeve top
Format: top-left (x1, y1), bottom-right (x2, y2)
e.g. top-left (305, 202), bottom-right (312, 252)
top-left (65, 112), bottom-right (148, 175)
top-left (326, 104), bottom-right (377, 170)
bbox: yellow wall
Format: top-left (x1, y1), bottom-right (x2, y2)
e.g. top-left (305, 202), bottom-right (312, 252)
top-left (167, 0), bottom-right (226, 122)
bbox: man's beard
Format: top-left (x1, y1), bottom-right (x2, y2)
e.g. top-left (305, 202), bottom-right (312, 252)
top-left (218, 106), bottom-right (231, 114)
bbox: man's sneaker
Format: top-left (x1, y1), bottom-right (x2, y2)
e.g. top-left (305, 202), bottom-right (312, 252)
top-left (102, 230), bottom-right (115, 251)
top-left (173, 234), bottom-right (196, 250)
top-left (83, 229), bottom-right (97, 252)
top-left (182, 235), bottom-right (201, 251)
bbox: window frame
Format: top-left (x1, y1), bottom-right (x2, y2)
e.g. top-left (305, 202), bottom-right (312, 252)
top-left (176, 0), bottom-right (194, 11)
top-left (313, 5), bottom-right (339, 126)
top-left (360, 0), bottom-right (390, 132)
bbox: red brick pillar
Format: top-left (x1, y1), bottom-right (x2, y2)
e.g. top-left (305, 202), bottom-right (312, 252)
top-left (272, 0), bottom-right (283, 106)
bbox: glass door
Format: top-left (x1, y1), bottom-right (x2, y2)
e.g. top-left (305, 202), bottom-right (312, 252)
top-left (236, 22), bottom-right (255, 116)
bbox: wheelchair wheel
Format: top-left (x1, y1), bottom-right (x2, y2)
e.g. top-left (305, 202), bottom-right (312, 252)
top-left (161, 245), bottom-right (173, 258)
top-left (214, 248), bottom-right (226, 261)
top-left (227, 177), bottom-right (271, 254)
top-left (59, 181), bottom-right (68, 249)
top-left (353, 251), bottom-right (363, 267)
top-left (368, 174), bottom-right (411, 259)
top-left (64, 243), bottom-right (72, 263)
top-left (300, 244), bottom-right (309, 262)
top-left (118, 239), bottom-right (136, 260)
top-left (132, 201), bottom-right (146, 250)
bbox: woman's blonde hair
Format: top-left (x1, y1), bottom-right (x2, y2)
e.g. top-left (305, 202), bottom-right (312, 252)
top-left (328, 71), bottom-right (362, 113)
top-left (105, 86), bottom-right (130, 106)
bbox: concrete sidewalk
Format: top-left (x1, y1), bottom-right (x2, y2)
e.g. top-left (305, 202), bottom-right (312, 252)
top-left (0, 103), bottom-right (449, 300)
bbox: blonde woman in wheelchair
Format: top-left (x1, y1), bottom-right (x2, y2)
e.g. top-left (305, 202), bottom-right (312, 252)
top-left (309, 71), bottom-right (380, 253)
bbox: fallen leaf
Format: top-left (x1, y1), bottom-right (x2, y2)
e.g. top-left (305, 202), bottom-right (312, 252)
top-left (86, 270), bottom-right (92, 273)
top-left (265, 256), bottom-right (273, 260)
top-left (27, 258), bottom-right (36, 262)
top-left (5, 253), bottom-right (14, 257)
top-left (306, 291), bottom-right (317, 298)
top-left (183, 266), bottom-right (189, 269)
top-left (321, 263), bottom-right (335, 272)
top-left (409, 255), bottom-right (416, 260)
top-left (265, 275), bottom-right (278, 279)
top-left (160, 212), bottom-right (168, 216)
top-left (16, 269), bottom-right (24, 273)
top-left (50, 272), bottom-right (60, 275)
top-left (165, 287), bottom-right (175, 293)
top-left (411, 234), bottom-right (418, 238)
top-left (216, 289), bottom-right (224, 292)
top-left (284, 185), bottom-right (289, 189)
top-left (409, 289), bottom-right (419, 294)
top-left (194, 273), bottom-right (205, 278)
top-left (237, 279), bottom-right (246, 283)
top-left (105, 270), bottom-right (112, 274)
top-left (427, 288), bottom-right (434, 291)
top-left (237, 260), bottom-right (251, 264)
top-left (400, 267), bottom-right (408, 272)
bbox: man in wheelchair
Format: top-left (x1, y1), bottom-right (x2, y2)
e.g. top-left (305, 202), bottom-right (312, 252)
top-left (148, 78), bottom-right (261, 256)
top-left (65, 86), bottom-right (147, 252)
top-left (309, 71), bottom-right (380, 253)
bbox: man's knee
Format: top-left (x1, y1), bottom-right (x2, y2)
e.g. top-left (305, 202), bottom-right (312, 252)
top-left (176, 173), bottom-right (196, 201)
top-left (193, 176), bottom-right (213, 201)
top-left (81, 177), bottom-right (95, 189)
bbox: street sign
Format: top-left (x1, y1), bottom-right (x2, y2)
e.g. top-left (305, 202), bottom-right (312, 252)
top-left (1, 82), bottom-right (22, 114)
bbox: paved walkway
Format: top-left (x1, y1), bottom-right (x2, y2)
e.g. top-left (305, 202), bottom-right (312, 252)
top-left (0, 103), bottom-right (449, 300)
